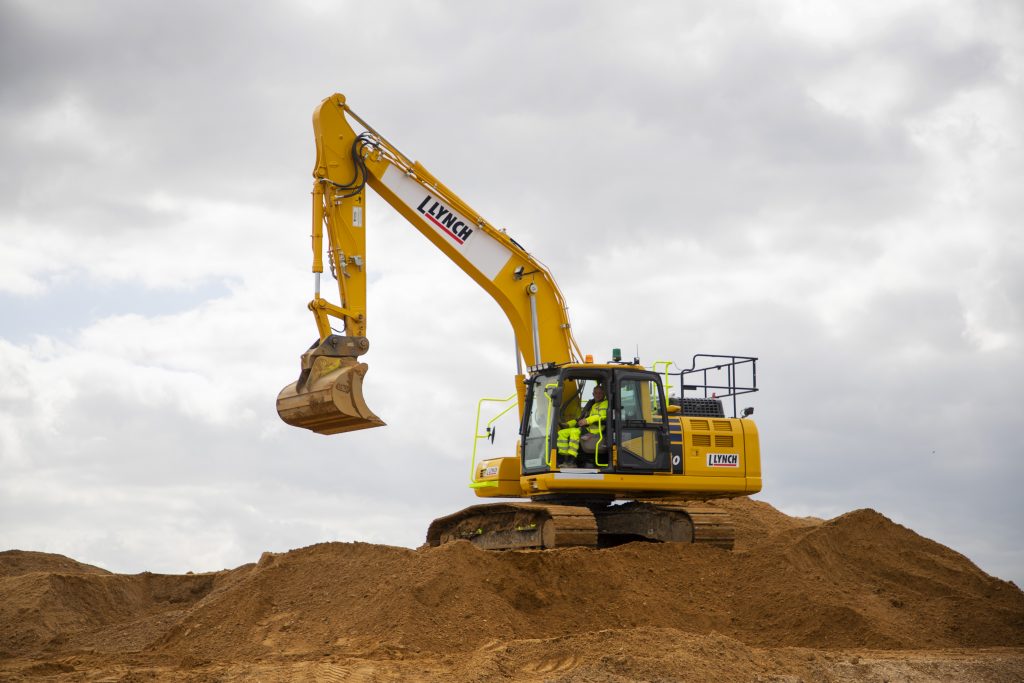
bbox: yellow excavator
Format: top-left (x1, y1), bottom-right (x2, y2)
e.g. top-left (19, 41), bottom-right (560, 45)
top-left (277, 94), bottom-right (761, 550)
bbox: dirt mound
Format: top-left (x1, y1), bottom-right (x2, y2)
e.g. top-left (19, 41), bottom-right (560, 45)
top-left (732, 508), bottom-right (1024, 648)
top-left (0, 550), bottom-right (110, 577)
top-left (146, 503), bottom-right (1023, 660)
top-left (0, 560), bottom-right (251, 657)
top-left (706, 496), bottom-right (823, 551)
top-left (2, 499), bottom-right (1022, 682)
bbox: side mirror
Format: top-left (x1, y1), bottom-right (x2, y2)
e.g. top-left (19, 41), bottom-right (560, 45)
top-left (742, 406), bottom-right (754, 418)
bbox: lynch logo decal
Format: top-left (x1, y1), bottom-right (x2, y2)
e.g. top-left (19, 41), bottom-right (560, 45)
top-left (416, 195), bottom-right (473, 244)
top-left (707, 453), bottom-right (739, 468)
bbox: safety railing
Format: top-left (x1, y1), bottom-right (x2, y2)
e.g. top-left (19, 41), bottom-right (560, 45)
top-left (654, 354), bottom-right (758, 419)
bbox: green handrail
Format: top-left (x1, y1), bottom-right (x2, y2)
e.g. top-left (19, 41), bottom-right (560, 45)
top-left (469, 393), bottom-right (517, 487)
top-left (544, 383), bottom-right (558, 469)
top-left (650, 360), bottom-right (677, 400)
top-left (594, 418), bottom-right (607, 468)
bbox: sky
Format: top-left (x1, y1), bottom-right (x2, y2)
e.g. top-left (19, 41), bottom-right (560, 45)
top-left (1, 0), bottom-right (1022, 586)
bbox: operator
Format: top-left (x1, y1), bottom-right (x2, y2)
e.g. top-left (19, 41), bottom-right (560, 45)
top-left (556, 384), bottom-right (608, 467)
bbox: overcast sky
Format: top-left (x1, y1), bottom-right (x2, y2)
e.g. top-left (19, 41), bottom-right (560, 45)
top-left (1, 0), bottom-right (1022, 586)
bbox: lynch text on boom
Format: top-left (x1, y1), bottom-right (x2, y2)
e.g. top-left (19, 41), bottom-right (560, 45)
top-left (416, 195), bottom-right (473, 244)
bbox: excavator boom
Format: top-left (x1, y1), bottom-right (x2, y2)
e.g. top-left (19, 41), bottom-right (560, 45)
top-left (277, 94), bottom-right (581, 435)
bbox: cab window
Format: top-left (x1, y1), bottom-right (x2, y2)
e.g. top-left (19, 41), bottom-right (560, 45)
top-left (522, 373), bottom-right (559, 470)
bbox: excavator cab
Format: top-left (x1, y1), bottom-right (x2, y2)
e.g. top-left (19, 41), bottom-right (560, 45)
top-left (519, 366), bottom-right (671, 475)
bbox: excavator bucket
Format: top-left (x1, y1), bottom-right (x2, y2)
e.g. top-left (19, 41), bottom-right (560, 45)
top-left (276, 336), bottom-right (385, 435)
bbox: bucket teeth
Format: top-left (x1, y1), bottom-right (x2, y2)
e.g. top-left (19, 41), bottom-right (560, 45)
top-left (276, 336), bottom-right (385, 435)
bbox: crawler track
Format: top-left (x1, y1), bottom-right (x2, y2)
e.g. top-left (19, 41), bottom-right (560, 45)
top-left (596, 502), bottom-right (735, 550)
top-left (426, 503), bottom-right (598, 550)
top-left (427, 501), bottom-right (734, 551)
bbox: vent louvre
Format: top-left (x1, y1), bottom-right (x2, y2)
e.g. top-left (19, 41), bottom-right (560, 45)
top-left (689, 419), bottom-right (711, 431)
top-left (670, 397), bottom-right (725, 418)
top-left (713, 420), bottom-right (732, 431)
top-left (714, 435), bottom-right (734, 447)
top-left (692, 434), bottom-right (711, 447)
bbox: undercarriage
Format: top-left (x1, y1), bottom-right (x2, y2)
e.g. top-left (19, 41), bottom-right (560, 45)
top-left (426, 501), bottom-right (734, 551)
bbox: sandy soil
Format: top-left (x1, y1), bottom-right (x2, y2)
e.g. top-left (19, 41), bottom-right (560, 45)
top-left (2, 497), bottom-right (1022, 681)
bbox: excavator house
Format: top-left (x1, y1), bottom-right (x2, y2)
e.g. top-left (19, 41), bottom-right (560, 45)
top-left (277, 94), bottom-right (761, 550)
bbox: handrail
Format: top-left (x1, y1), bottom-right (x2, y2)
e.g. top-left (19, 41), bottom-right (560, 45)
top-left (650, 359), bottom-right (677, 398)
top-left (593, 419), bottom-right (607, 468)
top-left (469, 393), bottom-right (517, 487)
top-left (544, 383), bottom-right (558, 470)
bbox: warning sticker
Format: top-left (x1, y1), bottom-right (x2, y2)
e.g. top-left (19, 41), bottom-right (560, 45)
top-left (482, 465), bottom-right (499, 478)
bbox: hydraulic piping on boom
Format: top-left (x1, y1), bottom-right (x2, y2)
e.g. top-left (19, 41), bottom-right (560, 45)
top-left (277, 93), bottom-right (581, 435)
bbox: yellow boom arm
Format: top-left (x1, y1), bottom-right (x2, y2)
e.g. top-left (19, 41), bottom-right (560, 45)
top-left (277, 94), bottom-right (583, 435)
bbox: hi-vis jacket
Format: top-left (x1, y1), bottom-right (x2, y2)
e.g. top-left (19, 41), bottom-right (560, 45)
top-left (581, 399), bottom-right (608, 435)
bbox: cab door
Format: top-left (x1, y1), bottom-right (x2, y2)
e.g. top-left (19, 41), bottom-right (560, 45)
top-left (613, 373), bottom-right (670, 472)
top-left (519, 371), bottom-right (561, 474)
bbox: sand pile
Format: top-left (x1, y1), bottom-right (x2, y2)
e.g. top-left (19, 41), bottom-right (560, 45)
top-left (0, 551), bottom-right (248, 659)
top-left (2, 499), bottom-right (1022, 681)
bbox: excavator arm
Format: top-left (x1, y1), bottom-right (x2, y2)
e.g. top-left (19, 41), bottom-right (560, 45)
top-left (277, 94), bottom-right (583, 435)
